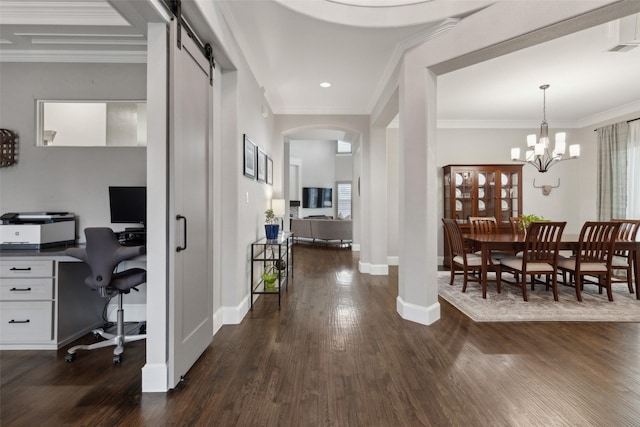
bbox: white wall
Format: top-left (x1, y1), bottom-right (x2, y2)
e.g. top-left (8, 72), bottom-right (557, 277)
top-left (0, 62), bottom-right (148, 312)
top-left (220, 66), bottom-right (276, 317)
top-left (386, 127), bottom-right (399, 262)
top-left (290, 139), bottom-right (337, 218)
top-left (335, 152), bottom-right (353, 182)
top-left (273, 115), bottom-right (368, 249)
top-left (0, 62), bottom-right (147, 236)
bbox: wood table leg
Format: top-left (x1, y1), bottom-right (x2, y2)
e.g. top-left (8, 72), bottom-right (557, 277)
top-left (481, 242), bottom-right (488, 299)
top-left (633, 247), bottom-right (639, 300)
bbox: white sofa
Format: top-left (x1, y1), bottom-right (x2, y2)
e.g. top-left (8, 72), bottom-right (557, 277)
top-left (290, 218), bottom-right (352, 245)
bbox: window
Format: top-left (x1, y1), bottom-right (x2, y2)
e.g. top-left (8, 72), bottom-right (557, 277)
top-left (337, 140), bottom-right (352, 154)
top-left (337, 181), bottom-right (352, 219)
top-left (597, 120), bottom-right (640, 219)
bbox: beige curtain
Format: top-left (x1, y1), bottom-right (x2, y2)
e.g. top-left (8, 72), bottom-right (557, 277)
top-left (597, 122), bottom-right (628, 220)
top-left (628, 120), bottom-right (640, 219)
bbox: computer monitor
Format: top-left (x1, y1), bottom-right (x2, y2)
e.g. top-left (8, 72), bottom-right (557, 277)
top-left (108, 186), bottom-right (146, 229)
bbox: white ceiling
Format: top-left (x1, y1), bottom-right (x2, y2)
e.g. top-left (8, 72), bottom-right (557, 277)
top-left (217, 0), bottom-right (491, 115)
top-left (1, 0), bottom-right (639, 129)
top-left (0, 0), bottom-right (163, 62)
top-left (438, 16), bottom-right (640, 128)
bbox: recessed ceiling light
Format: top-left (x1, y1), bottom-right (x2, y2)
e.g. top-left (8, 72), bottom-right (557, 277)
top-left (320, 82), bottom-right (331, 88)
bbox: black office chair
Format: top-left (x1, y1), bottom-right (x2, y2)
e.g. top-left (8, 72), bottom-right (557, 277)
top-left (64, 227), bottom-right (146, 363)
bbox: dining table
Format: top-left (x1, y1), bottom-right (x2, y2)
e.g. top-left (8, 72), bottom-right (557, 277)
top-left (464, 232), bottom-right (640, 299)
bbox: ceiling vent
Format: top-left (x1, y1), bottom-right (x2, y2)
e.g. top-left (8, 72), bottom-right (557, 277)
top-left (607, 14), bottom-right (640, 52)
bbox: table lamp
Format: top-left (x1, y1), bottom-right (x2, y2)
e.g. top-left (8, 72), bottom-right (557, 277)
top-left (272, 199), bottom-right (286, 229)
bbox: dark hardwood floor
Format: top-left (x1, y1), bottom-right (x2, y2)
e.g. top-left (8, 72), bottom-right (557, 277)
top-left (2, 244), bottom-right (639, 426)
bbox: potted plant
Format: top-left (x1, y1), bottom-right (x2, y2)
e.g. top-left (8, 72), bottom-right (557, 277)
top-left (262, 244), bottom-right (287, 291)
top-left (519, 214), bottom-right (547, 231)
top-left (264, 208), bottom-right (279, 239)
top-left (261, 263), bottom-right (279, 290)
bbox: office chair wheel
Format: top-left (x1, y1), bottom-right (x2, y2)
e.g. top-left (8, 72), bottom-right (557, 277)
top-left (92, 329), bottom-right (104, 339)
top-left (65, 353), bottom-right (76, 362)
top-left (113, 355), bottom-right (122, 364)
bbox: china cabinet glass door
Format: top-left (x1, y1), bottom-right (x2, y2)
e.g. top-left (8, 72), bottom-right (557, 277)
top-left (477, 171), bottom-right (496, 218)
top-left (498, 170), bottom-right (519, 225)
top-left (453, 170), bottom-right (474, 224)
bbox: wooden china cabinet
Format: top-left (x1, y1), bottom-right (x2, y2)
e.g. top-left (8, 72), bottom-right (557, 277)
top-left (442, 164), bottom-right (523, 267)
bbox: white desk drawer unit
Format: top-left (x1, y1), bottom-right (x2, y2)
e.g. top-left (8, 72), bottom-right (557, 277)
top-left (0, 260), bottom-right (55, 346)
top-left (0, 278), bottom-right (54, 300)
top-left (0, 301), bottom-right (53, 342)
top-left (0, 260), bottom-right (53, 277)
top-left (0, 254), bottom-right (105, 350)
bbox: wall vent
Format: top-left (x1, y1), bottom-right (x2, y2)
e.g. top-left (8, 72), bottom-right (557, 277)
top-left (608, 44), bottom-right (638, 53)
top-left (607, 14), bottom-right (640, 52)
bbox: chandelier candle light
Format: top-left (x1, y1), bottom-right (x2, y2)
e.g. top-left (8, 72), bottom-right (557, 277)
top-left (510, 84), bottom-right (580, 173)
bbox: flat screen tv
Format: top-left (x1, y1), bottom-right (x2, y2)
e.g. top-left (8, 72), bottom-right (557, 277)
top-left (302, 187), bottom-right (332, 208)
top-left (109, 186), bottom-right (147, 227)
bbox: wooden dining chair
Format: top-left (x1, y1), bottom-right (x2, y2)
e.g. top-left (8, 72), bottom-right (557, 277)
top-left (469, 216), bottom-right (511, 277)
top-left (557, 221), bottom-right (622, 301)
top-left (469, 216), bottom-right (499, 234)
top-left (442, 218), bottom-right (501, 297)
top-left (610, 219), bottom-right (640, 294)
top-left (509, 216), bottom-right (524, 235)
top-left (498, 221), bottom-right (566, 301)
top-left (469, 216), bottom-right (510, 257)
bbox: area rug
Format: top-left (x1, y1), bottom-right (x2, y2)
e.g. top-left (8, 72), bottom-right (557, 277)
top-left (437, 272), bottom-right (640, 322)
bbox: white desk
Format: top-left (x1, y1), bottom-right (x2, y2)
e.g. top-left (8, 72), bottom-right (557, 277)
top-left (1, 247), bottom-right (115, 350)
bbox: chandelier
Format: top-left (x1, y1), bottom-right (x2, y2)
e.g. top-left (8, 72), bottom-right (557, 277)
top-left (510, 84), bottom-right (580, 173)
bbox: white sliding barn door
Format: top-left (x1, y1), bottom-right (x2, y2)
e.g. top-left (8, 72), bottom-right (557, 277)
top-left (168, 20), bottom-right (213, 388)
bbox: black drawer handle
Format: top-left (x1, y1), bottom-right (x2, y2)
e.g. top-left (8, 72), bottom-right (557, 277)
top-left (10, 267), bottom-right (32, 271)
top-left (9, 319), bottom-right (30, 324)
top-left (10, 287), bottom-right (32, 292)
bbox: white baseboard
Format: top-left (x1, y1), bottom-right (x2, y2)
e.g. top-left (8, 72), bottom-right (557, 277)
top-left (396, 296), bottom-right (440, 325)
top-left (352, 243), bottom-right (361, 251)
top-left (213, 306), bottom-right (224, 335)
top-left (387, 256), bottom-right (399, 266)
top-left (359, 260), bottom-right (369, 273)
top-left (370, 264), bottom-right (389, 275)
top-left (222, 294), bottom-right (250, 325)
top-left (142, 363), bottom-right (170, 392)
top-left (359, 261), bottom-right (388, 275)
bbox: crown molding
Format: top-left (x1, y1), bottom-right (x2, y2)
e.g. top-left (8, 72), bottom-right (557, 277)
top-left (272, 106), bottom-right (368, 115)
top-left (31, 38), bottom-right (147, 46)
top-left (437, 119), bottom-right (582, 129)
top-left (0, 50), bottom-right (146, 63)
top-left (0, 1), bottom-right (130, 27)
top-left (577, 99), bottom-right (640, 128)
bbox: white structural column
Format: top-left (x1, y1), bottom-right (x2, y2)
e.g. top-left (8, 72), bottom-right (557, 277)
top-left (396, 53), bottom-right (440, 325)
top-left (142, 22), bottom-right (169, 392)
top-left (358, 131), bottom-right (372, 273)
top-left (367, 125), bottom-right (389, 275)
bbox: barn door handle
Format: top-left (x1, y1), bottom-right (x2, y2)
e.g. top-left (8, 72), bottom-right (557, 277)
top-left (176, 215), bottom-right (187, 252)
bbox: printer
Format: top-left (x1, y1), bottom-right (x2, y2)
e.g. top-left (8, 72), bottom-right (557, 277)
top-left (1, 212), bottom-right (76, 249)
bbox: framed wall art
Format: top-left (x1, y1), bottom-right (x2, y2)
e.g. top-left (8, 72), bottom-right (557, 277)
top-left (257, 148), bottom-right (267, 182)
top-left (243, 134), bottom-right (256, 179)
top-left (267, 157), bottom-right (273, 185)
